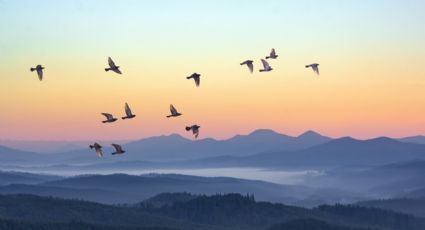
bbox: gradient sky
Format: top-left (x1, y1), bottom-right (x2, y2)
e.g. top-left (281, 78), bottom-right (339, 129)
top-left (1, 0), bottom-right (425, 140)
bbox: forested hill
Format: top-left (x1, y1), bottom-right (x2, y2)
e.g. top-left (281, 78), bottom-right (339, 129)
top-left (0, 193), bottom-right (424, 230)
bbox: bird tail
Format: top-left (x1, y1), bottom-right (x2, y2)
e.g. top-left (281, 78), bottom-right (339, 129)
top-left (186, 76), bottom-right (192, 79)
top-left (111, 152), bottom-right (117, 155)
top-left (105, 68), bottom-right (110, 72)
top-left (305, 65), bottom-right (309, 68)
top-left (259, 69), bottom-right (265, 72)
top-left (265, 57), bottom-right (270, 59)
top-left (185, 126), bottom-right (192, 131)
top-left (102, 121), bottom-right (107, 123)
top-left (30, 68), bottom-right (35, 72)
top-left (121, 117), bottom-right (127, 120)
top-left (166, 115), bottom-right (172, 118)
top-left (89, 145), bottom-right (94, 149)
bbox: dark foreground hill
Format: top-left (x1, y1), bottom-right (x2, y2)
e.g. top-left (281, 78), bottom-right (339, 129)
top-left (0, 193), bottom-right (424, 230)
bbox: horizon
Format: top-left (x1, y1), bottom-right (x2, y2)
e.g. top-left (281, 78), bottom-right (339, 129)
top-left (1, 128), bottom-right (424, 143)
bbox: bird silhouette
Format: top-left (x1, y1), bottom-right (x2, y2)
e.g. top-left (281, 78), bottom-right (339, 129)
top-left (187, 73), bottom-right (201, 87)
top-left (305, 63), bottom-right (319, 75)
top-left (259, 59), bottom-right (273, 72)
top-left (101, 113), bottom-right (118, 123)
top-left (265, 48), bottom-right (278, 59)
top-left (30, 65), bottom-right (44, 81)
top-left (186, 125), bottom-right (200, 139)
top-left (240, 60), bottom-right (254, 73)
top-left (166, 104), bottom-right (182, 118)
top-left (111, 144), bottom-right (125, 155)
top-left (122, 102), bottom-right (136, 119)
top-left (105, 57), bottom-right (122, 74)
top-left (89, 142), bottom-right (103, 158)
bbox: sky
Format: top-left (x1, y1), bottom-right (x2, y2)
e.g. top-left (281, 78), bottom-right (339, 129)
top-left (1, 0), bottom-right (425, 141)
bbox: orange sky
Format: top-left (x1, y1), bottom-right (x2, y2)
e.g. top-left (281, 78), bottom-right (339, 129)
top-left (1, 1), bottom-right (425, 140)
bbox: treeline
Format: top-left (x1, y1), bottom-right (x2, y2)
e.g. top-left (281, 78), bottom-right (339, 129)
top-left (1, 193), bottom-right (425, 230)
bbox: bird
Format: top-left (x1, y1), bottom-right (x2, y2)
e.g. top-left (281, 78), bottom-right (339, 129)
top-left (30, 65), bottom-right (44, 81)
top-left (111, 144), bottom-right (125, 155)
top-left (122, 102), bottom-right (136, 119)
top-left (186, 125), bottom-right (200, 139)
top-left (305, 63), bottom-right (319, 75)
top-left (259, 59), bottom-right (273, 72)
top-left (187, 73), bottom-right (201, 87)
top-left (101, 113), bottom-right (118, 123)
top-left (166, 104), bottom-right (182, 118)
top-left (240, 60), bottom-right (254, 73)
top-left (89, 142), bottom-right (103, 158)
top-left (265, 48), bottom-right (278, 59)
top-left (105, 57), bottom-right (122, 74)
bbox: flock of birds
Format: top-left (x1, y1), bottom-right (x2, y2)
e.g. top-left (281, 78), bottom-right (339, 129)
top-left (30, 48), bottom-right (319, 158)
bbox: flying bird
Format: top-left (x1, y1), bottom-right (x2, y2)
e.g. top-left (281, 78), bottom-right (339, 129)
top-left (105, 57), bottom-right (122, 74)
top-left (187, 73), bottom-right (201, 87)
top-left (265, 48), bottom-right (278, 59)
top-left (186, 125), bottom-right (200, 139)
top-left (89, 142), bottom-right (103, 158)
top-left (30, 65), bottom-right (44, 81)
top-left (305, 63), bottom-right (319, 75)
top-left (240, 60), bottom-right (254, 73)
top-left (101, 113), bottom-right (118, 123)
top-left (259, 59), bottom-right (273, 72)
top-left (122, 102), bottom-right (136, 119)
top-left (111, 144), bottom-right (125, 155)
top-left (166, 104), bottom-right (182, 118)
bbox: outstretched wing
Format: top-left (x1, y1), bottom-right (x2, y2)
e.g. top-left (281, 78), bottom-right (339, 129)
top-left (261, 59), bottom-right (270, 69)
top-left (125, 103), bottom-right (132, 116)
top-left (108, 57), bottom-right (116, 68)
top-left (313, 65), bottom-right (319, 75)
top-left (194, 76), bottom-right (200, 87)
top-left (170, 104), bottom-right (177, 115)
top-left (112, 68), bottom-right (122, 74)
top-left (270, 48), bottom-right (276, 57)
top-left (247, 62), bottom-right (254, 73)
top-left (112, 144), bottom-right (123, 152)
top-left (193, 127), bottom-right (199, 138)
top-left (101, 113), bottom-right (113, 120)
top-left (36, 69), bottom-right (43, 81)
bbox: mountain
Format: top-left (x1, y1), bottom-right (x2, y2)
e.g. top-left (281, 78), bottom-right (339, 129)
top-left (1, 193), bottom-right (423, 230)
top-left (44, 129), bottom-right (331, 164)
top-left (0, 145), bottom-right (45, 165)
top-left (0, 171), bottom-right (61, 185)
top-left (398, 135), bottom-right (425, 145)
top-left (0, 194), bottom-right (216, 230)
top-left (302, 160), bottom-right (425, 197)
top-left (201, 137), bottom-right (425, 169)
top-left (357, 197), bottom-right (425, 218)
top-left (0, 173), bottom-right (361, 206)
top-left (141, 193), bottom-right (425, 230)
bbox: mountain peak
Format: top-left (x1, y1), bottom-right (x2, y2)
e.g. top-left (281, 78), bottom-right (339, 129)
top-left (248, 129), bottom-right (286, 137)
top-left (298, 130), bottom-right (322, 138)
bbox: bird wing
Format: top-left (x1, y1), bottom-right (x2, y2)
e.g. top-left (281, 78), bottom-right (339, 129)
top-left (170, 104), bottom-right (177, 115)
top-left (112, 68), bottom-right (122, 74)
top-left (193, 127), bottom-right (199, 138)
top-left (261, 59), bottom-right (270, 68)
top-left (270, 48), bottom-right (276, 57)
top-left (125, 103), bottom-right (132, 116)
top-left (313, 65), bottom-right (319, 75)
top-left (36, 68), bottom-right (43, 81)
top-left (112, 144), bottom-right (123, 152)
top-left (247, 62), bottom-right (254, 73)
top-left (101, 113), bottom-right (113, 120)
top-left (194, 76), bottom-right (200, 87)
top-left (96, 148), bottom-right (103, 157)
top-left (108, 57), bottom-right (116, 68)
